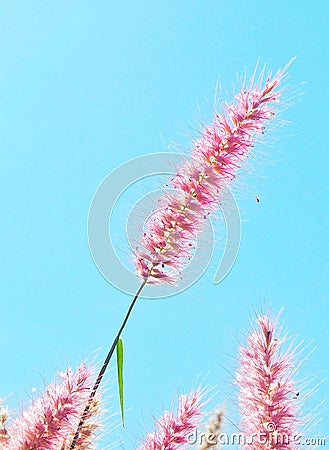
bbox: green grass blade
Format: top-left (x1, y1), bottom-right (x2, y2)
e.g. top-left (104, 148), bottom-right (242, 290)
top-left (116, 338), bottom-right (124, 426)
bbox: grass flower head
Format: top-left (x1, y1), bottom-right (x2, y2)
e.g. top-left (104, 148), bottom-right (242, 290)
top-left (5, 363), bottom-right (102, 450)
top-left (133, 62), bottom-right (291, 284)
top-left (236, 310), bottom-right (301, 449)
top-left (138, 390), bottom-right (203, 450)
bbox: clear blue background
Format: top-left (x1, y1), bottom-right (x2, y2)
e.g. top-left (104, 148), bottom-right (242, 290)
top-left (1, 1), bottom-right (328, 447)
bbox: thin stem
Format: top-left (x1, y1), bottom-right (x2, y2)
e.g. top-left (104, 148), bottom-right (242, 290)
top-left (69, 279), bottom-right (148, 449)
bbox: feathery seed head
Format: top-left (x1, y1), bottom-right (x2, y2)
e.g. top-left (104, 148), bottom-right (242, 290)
top-left (236, 311), bottom-right (300, 449)
top-left (5, 363), bottom-right (102, 450)
top-left (137, 390), bottom-right (203, 450)
top-left (198, 409), bottom-right (224, 450)
top-left (133, 63), bottom-right (290, 284)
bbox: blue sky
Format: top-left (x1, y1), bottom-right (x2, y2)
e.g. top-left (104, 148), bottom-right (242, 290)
top-left (0, 1), bottom-right (328, 447)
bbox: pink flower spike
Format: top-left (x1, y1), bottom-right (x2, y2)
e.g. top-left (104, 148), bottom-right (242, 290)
top-left (133, 62), bottom-right (291, 284)
top-left (6, 363), bottom-right (102, 450)
top-left (137, 390), bottom-right (203, 450)
top-left (236, 310), bottom-right (301, 450)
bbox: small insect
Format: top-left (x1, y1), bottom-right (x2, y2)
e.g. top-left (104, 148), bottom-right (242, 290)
top-left (265, 330), bottom-right (271, 345)
top-left (288, 390), bottom-right (300, 399)
top-left (255, 196), bottom-right (260, 203)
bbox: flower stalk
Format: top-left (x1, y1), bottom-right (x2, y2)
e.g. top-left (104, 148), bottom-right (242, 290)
top-left (69, 279), bottom-right (147, 449)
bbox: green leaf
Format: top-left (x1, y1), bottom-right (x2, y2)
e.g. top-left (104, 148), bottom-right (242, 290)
top-left (116, 338), bottom-right (124, 426)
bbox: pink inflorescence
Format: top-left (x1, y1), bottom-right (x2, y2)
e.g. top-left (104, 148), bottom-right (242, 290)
top-left (133, 64), bottom-right (288, 284)
top-left (236, 312), bottom-right (300, 449)
top-left (5, 364), bottom-right (101, 450)
top-left (137, 390), bottom-right (202, 450)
